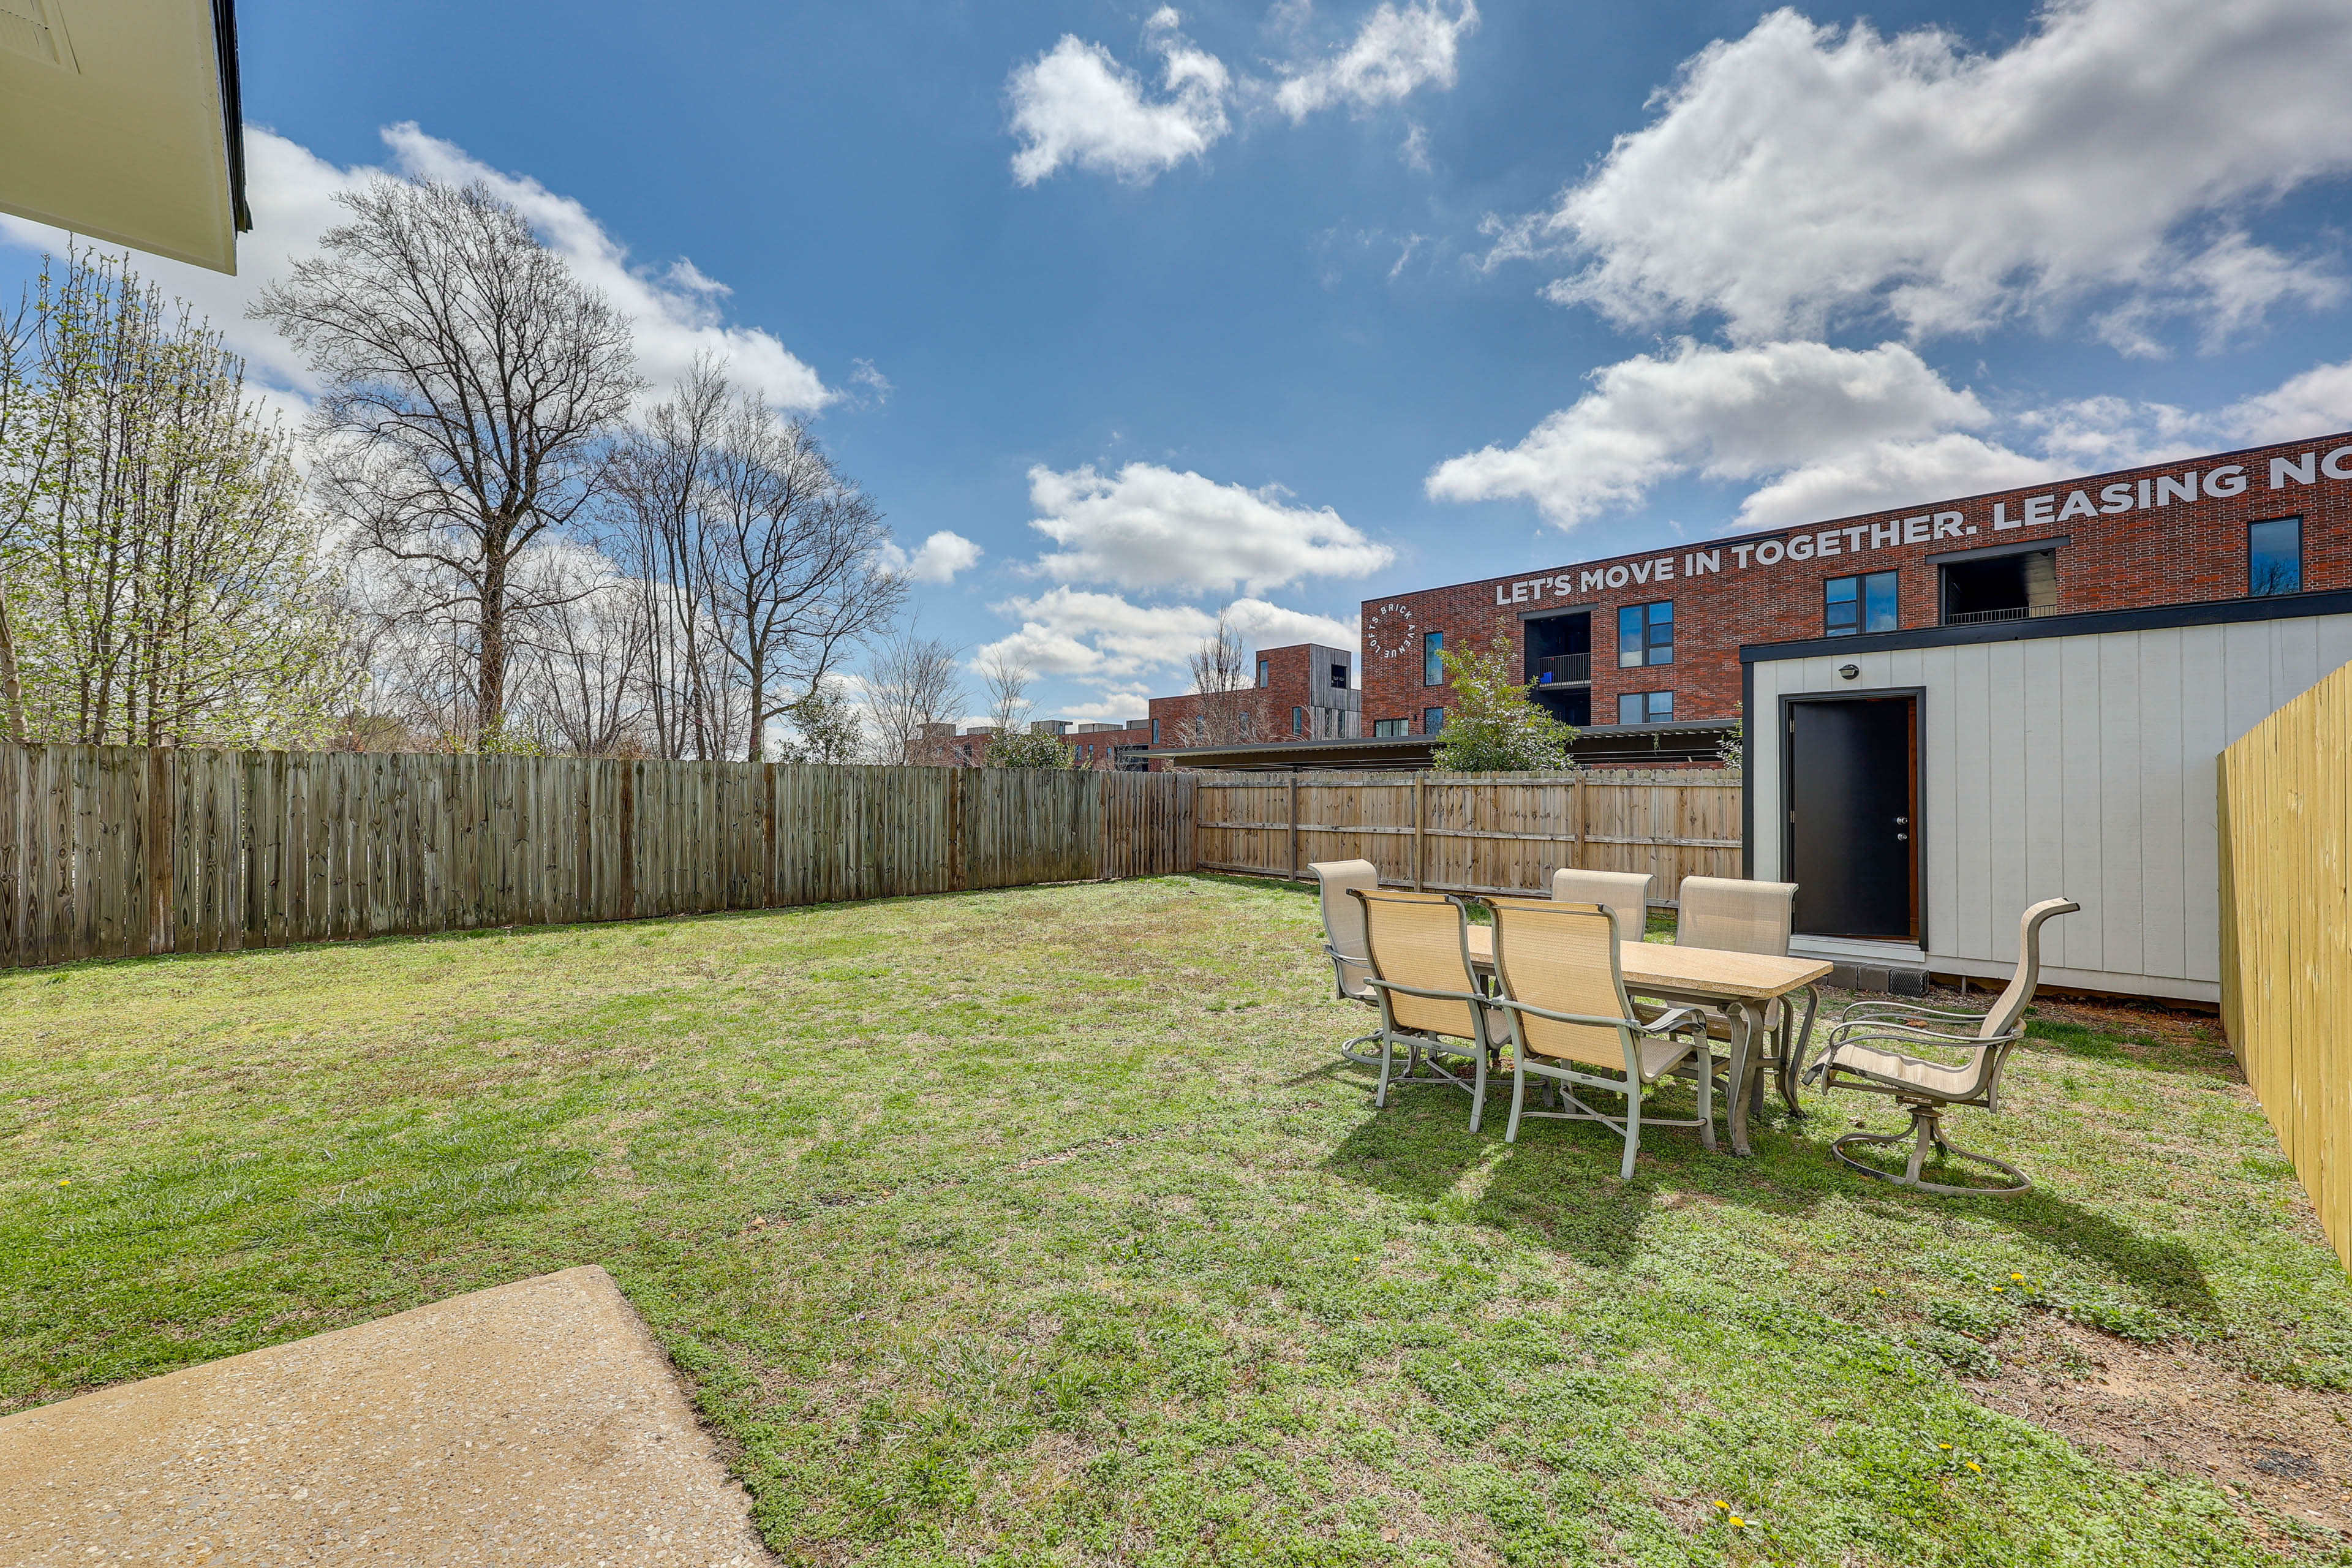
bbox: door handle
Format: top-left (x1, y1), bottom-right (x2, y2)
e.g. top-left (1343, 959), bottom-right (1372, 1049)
top-left (1895, 832), bottom-right (1908, 841)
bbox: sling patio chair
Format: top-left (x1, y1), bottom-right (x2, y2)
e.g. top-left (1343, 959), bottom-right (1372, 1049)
top-left (1349, 887), bottom-right (1500, 1129)
top-left (1551, 868), bottom-right (1654, 944)
top-left (1485, 897), bottom-right (1715, 1178)
top-left (1674, 875), bottom-right (1814, 1116)
top-left (1806, 897), bottom-right (2079, 1195)
top-left (1308, 858), bottom-right (1382, 1066)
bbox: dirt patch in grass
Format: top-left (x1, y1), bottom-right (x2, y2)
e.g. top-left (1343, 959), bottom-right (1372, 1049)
top-left (1972, 1315), bottom-right (2352, 1540)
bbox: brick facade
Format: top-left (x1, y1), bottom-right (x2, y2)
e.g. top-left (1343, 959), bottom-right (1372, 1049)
top-left (1360, 430), bottom-right (2352, 732)
top-left (1146, 642), bottom-right (1359, 750)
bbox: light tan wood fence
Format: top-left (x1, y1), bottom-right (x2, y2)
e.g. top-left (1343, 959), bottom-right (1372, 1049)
top-left (0, 746), bottom-right (1196, 969)
top-left (1190, 769), bottom-right (1743, 902)
top-left (2218, 661), bottom-right (2352, 1269)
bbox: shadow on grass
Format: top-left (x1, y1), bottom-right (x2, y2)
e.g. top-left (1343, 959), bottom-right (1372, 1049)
top-left (1319, 1072), bottom-right (2221, 1318)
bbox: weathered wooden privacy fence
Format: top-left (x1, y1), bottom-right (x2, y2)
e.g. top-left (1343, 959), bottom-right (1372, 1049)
top-left (1191, 769), bottom-right (1742, 900)
top-left (0, 746), bottom-right (1194, 969)
top-left (2219, 659), bottom-right (2352, 1270)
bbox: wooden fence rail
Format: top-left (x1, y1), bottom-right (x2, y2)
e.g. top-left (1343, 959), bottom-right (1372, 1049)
top-left (2219, 660), bottom-right (2352, 1270)
top-left (0, 746), bottom-right (1196, 970)
top-left (1190, 769), bottom-right (1743, 900)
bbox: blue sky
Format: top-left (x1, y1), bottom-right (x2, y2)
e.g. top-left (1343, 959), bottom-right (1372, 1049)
top-left (8, 0), bottom-right (2352, 722)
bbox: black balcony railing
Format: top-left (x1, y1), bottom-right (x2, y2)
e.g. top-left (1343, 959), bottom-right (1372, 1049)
top-left (1532, 652), bottom-right (1593, 686)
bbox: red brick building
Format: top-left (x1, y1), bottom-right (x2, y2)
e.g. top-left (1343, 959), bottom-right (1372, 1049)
top-left (1359, 429), bottom-right (2352, 737)
top-left (1144, 641), bottom-right (1360, 752)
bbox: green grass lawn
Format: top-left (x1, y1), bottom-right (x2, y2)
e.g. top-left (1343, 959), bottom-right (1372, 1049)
top-left (4, 875), bottom-right (2349, 1566)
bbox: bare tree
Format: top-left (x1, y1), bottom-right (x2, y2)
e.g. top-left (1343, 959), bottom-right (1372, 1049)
top-left (979, 647), bottom-right (1032, 736)
top-left (864, 623), bottom-right (965, 765)
top-left (508, 545), bottom-right (650, 756)
top-left (1177, 610), bottom-right (1264, 747)
top-left (601, 366), bottom-right (902, 760)
top-left (601, 364), bottom-right (738, 758)
top-left (701, 393), bottom-right (902, 760)
top-left (252, 178), bottom-right (640, 742)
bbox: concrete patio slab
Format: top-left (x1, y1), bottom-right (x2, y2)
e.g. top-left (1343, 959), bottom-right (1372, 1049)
top-left (0, 1265), bottom-right (776, 1566)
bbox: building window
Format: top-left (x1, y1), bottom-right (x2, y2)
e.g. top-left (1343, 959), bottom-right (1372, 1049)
top-left (1330, 661), bottom-right (1349, 690)
top-left (1373, 718), bottom-right (1408, 737)
top-left (1256, 656), bottom-right (1270, 688)
top-left (1423, 706), bottom-right (1446, 734)
top-left (1292, 705), bottom-right (1305, 735)
top-left (1150, 718), bottom-right (1159, 745)
top-left (1942, 548), bottom-right (2057, 625)
top-left (1617, 691), bottom-right (1673, 725)
top-left (1617, 601), bottom-right (1673, 667)
top-left (2250, 517), bottom-right (2303, 597)
top-left (1422, 631), bottom-right (1444, 685)
top-left (1825, 570), bottom-right (1899, 636)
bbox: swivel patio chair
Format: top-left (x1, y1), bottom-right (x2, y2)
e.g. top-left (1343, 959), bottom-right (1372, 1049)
top-left (1807, 897), bottom-right (2079, 1195)
top-left (1551, 868), bottom-right (1654, 944)
top-left (1485, 899), bottom-right (1714, 1178)
top-left (1309, 858), bottom-right (1382, 1066)
top-left (1350, 888), bottom-right (1499, 1129)
top-left (1674, 875), bottom-right (1812, 1115)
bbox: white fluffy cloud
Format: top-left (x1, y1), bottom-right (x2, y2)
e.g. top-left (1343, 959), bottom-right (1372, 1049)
top-left (1427, 339), bottom-right (1991, 527)
top-left (1009, 12), bottom-right (1232, 186)
top-left (1274, 1), bottom-right (1479, 119)
top-left (1, 124), bottom-right (834, 415)
top-left (1008, 2), bottom-right (1479, 185)
top-left (1503, 0), bottom-right (2352, 347)
top-left (878, 530), bottom-right (982, 585)
top-left (978, 588), bottom-right (1357, 686)
top-left (1026, 461), bottom-right (1393, 595)
top-left (1433, 334), bottom-right (2352, 534)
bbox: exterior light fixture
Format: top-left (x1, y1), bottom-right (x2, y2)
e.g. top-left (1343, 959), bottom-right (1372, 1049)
top-left (1838, 663), bottom-right (1860, 680)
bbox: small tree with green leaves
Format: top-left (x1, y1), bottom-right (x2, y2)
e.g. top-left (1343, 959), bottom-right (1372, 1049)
top-left (1428, 638), bottom-right (1577, 773)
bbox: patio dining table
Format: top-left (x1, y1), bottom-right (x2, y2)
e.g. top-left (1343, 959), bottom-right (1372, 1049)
top-left (1463, 925), bottom-right (1831, 1158)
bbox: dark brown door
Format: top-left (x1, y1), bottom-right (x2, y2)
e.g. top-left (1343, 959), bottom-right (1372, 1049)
top-left (1789, 696), bottom-right (1918, 940)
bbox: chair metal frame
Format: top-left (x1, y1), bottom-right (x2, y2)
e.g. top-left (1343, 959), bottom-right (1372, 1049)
top-left (1486, 900), bottom-right (1717, 1178)
top-left (1673, 875), bottom-right (1815, 1118)
top-left (1807, 897), bottom-right (2080, 1195)
top-left (1349, 889), bottom-right (1501, 1131)
top-left (1308, 858), bottom-right (1383, 1066)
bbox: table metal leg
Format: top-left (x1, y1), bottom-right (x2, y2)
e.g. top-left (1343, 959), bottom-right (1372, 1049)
top-left (1776, 985), bottom-right (1819, 1117)
top-left (1725, 1000), bottom-right (1758, 1157)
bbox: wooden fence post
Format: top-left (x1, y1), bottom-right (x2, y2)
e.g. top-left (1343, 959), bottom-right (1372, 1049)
top-left (1287, 771), bottom-right (1300, 881)
top-left (948, 766), bottom-right (968, 892)
top-left (1412, 774), bottom-right (1425, 891)
top-left (1574, 774), bottom-right (1588, 869)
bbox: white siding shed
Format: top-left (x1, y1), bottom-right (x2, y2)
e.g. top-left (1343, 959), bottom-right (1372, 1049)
top-left (1743, 606), bottom-right (2352, 1002)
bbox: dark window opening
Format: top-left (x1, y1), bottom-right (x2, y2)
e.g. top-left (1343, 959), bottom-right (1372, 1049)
top-left (1618, 691), bottom-right (1673, 725)
top-left (1373, 717), bottom-right (1408, 737)
top-left (1536, 686), bottom-right (1591, 728)
top-left (1423, 706), bottom-right (1446, 734)
top-left (1940, 549), bottom-right (2057, 625)
top-left (1826, 570), bottom-right (1899, 636)
top-left (1330, 661), bottom-right (1349, 690)
top-left (1525, 611), bottom-right (1592, 688)
top-left (1292, 706), bottom-right (1304, 735)
top-left (2250, 517), bottom-right (2302, 597)
top-left (1618, 600), bottom-right (1674, 667)
top-left (1255, 656), bottom-right (1270, 688)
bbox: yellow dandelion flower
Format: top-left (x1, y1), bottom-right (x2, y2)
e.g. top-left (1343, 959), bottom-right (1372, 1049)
top-left (2010, 1272), bottom-right (2024, 1281)
top-left (1966, 1461), bottom-right (1983, 1473)
top-left (1729, 1517), bottom-right (1747, 1528)
top-left (1713, 1501), bottom-right (1730, 1510)
top-left (56, 1178), bottom-right (69, 1186)
top-left (1991, 1285), bottom-right (2005, 1292)
top-left (1938, 1443), bottom-right (1953, 1450)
